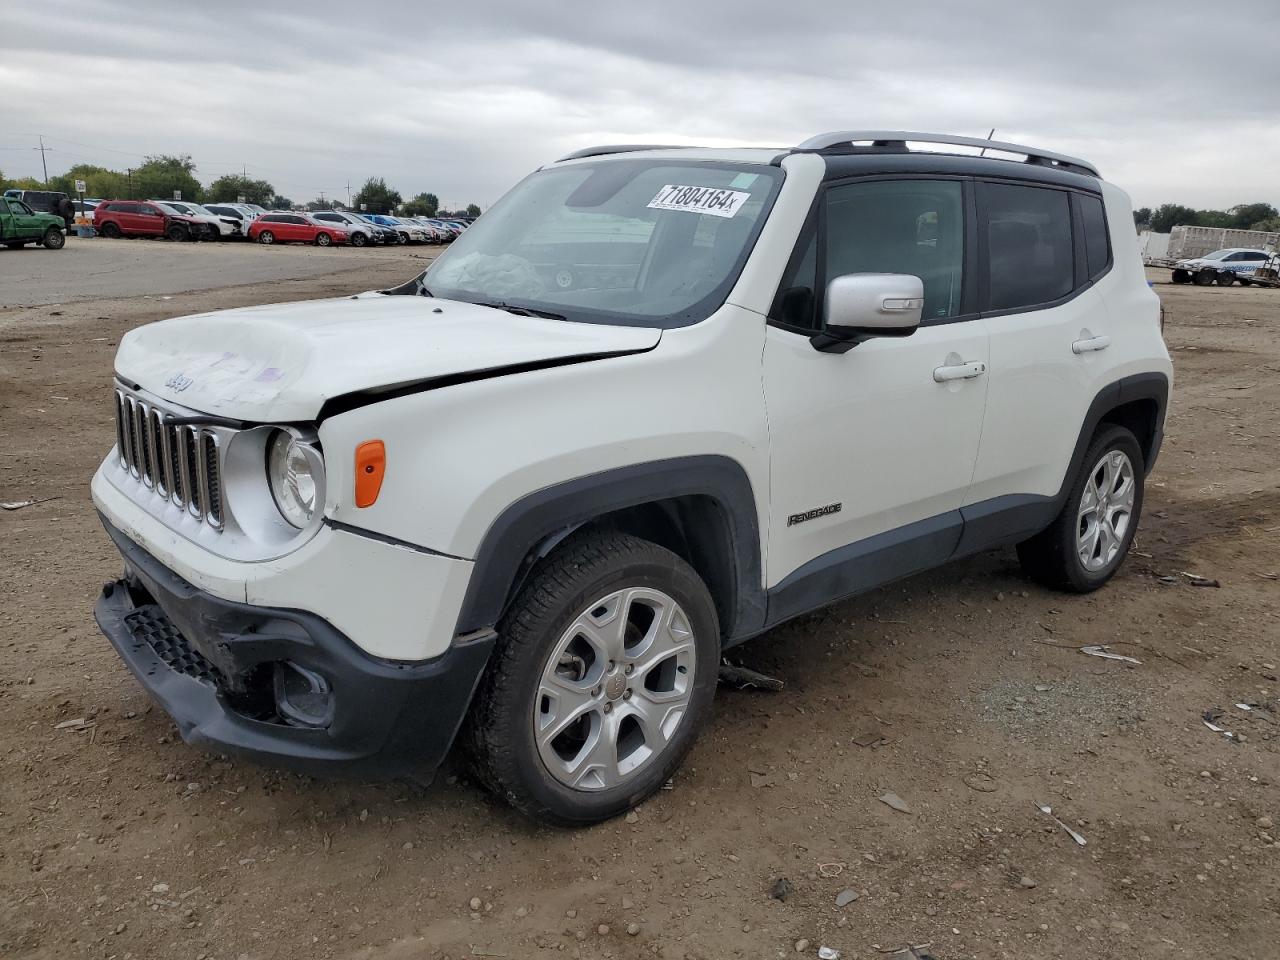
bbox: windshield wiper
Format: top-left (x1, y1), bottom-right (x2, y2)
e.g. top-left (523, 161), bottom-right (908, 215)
top-left (473, 300), bottom-right (567, 321)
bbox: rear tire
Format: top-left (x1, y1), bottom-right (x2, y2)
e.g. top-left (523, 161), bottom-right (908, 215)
top-left (1216, 272), bottom-right (1235, 286)
top-left (41, 227), bottom-right (65, 249)
top-left (462, 531), bottom-right (719, 826)
top-left (1017, 424), bottom-right (1145, 593)
top-left (1238, 278), bottom-right (1253, 287)
top-left (99, 221), bottom-right (121, 239)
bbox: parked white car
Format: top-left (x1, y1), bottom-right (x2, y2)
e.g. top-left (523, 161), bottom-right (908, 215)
top-left (92, 131), bottom-right (1171, 825)
top-left (1170, 248), bottom-right (1271, 286)
top-left (150, 200), bottom-right (235, 239)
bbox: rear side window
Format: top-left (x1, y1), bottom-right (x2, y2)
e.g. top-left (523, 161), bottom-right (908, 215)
top-left (982, 183), bottom-right (1073, 311)
top-left (1077, 194), bottom-right (1110, 280)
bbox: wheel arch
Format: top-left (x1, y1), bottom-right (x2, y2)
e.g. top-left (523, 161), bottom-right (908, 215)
top-left (453, 456), bottom-right (766, 645)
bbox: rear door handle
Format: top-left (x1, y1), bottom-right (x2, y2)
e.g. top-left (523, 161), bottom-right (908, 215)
top-left (933, 360), bottom-right (987, 383)
top-left (1072, 335), bottom-right (1111, 354)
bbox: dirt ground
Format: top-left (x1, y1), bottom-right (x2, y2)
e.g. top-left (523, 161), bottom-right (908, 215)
top-left (1, 260), bottom-right (1277, 960)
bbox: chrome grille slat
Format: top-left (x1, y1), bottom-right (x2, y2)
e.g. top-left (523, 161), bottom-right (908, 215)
top-left (202, 432), bottom-right (224, 528)
top-left (149, 409), bottom-right (167, 496)
top-left (167, 422), bottom-right (185, 506)
top-left (112, 386), bottom-right (227, 534)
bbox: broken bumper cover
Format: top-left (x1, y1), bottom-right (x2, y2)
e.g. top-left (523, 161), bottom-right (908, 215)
top-left (94, 515), bottom-right (495, 777)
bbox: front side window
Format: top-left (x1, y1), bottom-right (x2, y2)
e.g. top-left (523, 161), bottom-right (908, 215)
top-left (982, 183), bottom-right (1073, 311)
top-left (826, 179), bottom-right (964, 322)
top-left (417, 160), bottom-right (783, 327)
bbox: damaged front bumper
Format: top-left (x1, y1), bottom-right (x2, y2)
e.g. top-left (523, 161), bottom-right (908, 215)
top-left (94, 515), bottom-right (494, 778)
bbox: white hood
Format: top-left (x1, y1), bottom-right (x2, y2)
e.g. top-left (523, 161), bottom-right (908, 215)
top-left (114, 294), bottom-right (661, 421)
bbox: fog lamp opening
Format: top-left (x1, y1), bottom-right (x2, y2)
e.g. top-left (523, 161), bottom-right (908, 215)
top-left (272, 661), bottom-right (334, 728)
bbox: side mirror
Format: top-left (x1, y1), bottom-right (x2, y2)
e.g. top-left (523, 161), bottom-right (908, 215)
top-left (811, 273), bottom-right (924, 353)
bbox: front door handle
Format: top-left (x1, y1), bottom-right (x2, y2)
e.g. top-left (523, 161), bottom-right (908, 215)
top-left (933, 360), bottom-right (987, 383)
top-left (1072, 335), bottom-right (1111, 354)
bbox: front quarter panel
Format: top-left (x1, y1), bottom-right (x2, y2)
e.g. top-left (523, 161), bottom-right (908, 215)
top-left (318, 305), bottom-right (772, 568)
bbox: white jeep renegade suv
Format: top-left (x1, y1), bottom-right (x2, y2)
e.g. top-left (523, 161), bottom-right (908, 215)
top-left (92, 132), bottom-right (1171, 825)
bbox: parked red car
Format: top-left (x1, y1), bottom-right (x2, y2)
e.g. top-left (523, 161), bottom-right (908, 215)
top-left (248, 213), bottom-right (350, 246)
top-left (93, 201), bottom-right (212, 241)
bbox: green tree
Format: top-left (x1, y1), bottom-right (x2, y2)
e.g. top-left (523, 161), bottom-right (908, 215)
top-left (1, 173), bottom-right (45, 192)
top-left (131, 154), bottom-right (202, 201)
top-left (1252, 216), bottom-right (1280, 233)
top-left (1194, 209), bottom-right (1233, 228)
top-left (1133, 207), bottom-right (1152, 229)
top-left (306, 197), bottom-right (338, 211)
top-left (48, 163), bottom-right (131, 198)
top-left (401, 191), bottom-right (439, 216)
top-left (1149, 203), bottom-right (1198, 234)
top-left (354, 177), bottom-right (401, 214)
top-left (207, 174), bottom-right (275, 206)
top-left (270, 195), bottom-right (293, 210)
top-left (1229, 203), bottom-right (1278, 230)
top-left (466, 203), bottom-right (481, 217)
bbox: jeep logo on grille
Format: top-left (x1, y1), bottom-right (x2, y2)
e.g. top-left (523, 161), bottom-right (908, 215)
top-left (164, 372), bottom-right (193, 392)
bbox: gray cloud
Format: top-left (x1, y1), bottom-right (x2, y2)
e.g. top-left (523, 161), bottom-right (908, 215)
top-left (3, 1), bottom-right (1278, 209)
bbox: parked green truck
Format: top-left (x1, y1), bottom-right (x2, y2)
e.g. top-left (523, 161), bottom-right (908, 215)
top-left (0, 196), bottom-right (66, 249)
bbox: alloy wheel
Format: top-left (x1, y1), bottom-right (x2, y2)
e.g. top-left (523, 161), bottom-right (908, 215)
top-left (1076, 449), bottom-right (1135, 571)
top-left (534, 587), bottom-right (697, 791)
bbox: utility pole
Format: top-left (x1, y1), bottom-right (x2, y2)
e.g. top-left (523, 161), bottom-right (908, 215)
top-left (34, 135), bottom-right (50, 184)
top-left (346, 179), bottom-right (352, 208)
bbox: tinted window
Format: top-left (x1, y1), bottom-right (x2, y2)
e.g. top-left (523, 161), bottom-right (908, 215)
top-left (1244, 252), bottom-right (1268, 261)
top-left (773, 230), bottom-right (817, 329)
top-left (260, 215), bottom-right (283, 223)
top-left (314, 213), bottom-right (338, 222)
top-left (286, 216), bottom-right (307, 224)
top-left (1078, 194), bottom-right (1110, 279)
top-left (826, 179), bottom-right (965, 321)
top-left (139, 205), bottom-right (161, 216)
top-left (983, 183), bottom-right (1073, 311)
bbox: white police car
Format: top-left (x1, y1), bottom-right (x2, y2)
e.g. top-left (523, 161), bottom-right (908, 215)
top-left (1171, 248), bottom-right (1271, 286)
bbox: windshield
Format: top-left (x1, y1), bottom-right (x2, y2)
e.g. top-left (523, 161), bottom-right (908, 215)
top-left (415, 159), bottom-right (783, 327)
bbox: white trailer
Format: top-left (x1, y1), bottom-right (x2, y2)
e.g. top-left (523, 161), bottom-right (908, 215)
top-left (1166, 224), bottom-right (1280, 261)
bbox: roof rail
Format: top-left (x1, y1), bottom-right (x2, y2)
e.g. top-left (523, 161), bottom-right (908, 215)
top-left (557, 144), bottom-right (697, 162)
top-left (794, 131), bottom-right (1099, 177)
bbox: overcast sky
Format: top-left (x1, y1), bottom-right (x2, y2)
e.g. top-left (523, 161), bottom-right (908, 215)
top-left (3, 1), bottom-right (1278, 211)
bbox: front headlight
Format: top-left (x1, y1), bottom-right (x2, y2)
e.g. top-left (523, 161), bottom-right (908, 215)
top-left (267, 429), bottom-right (323, 528)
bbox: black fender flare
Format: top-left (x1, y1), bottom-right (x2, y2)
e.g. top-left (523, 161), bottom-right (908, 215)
top-left (453, 455), bottom-right (765, 641)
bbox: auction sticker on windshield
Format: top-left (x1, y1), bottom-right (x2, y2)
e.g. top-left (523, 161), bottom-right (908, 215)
top-left (648, 184), bottom-right (750, 219)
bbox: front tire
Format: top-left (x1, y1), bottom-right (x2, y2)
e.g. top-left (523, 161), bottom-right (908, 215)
top-left (1017, 424), bottom-right (1145, 592)
top-left (1216, 272), bottom-right (1235, 286)
top-left (1171, 269), bottom-right (1191, 284)
top-left (1193, 268), bottom-right (1216, 286)
top-left (166, 224), bottom-right (190, 242)
top-left (258, 230), bottom-right (275, 245)
top-left (463, 531), bottom-right (719, 826)
top-left (350, 231), bottom-right (367, 247)
top-left (315, 232), bottom-right (332, 246)
top-left (41, 227), bottom-right (66, 249)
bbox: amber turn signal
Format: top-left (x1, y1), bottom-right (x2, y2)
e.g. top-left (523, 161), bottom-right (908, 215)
top-left (354, 440), bottom-right (386, 508)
